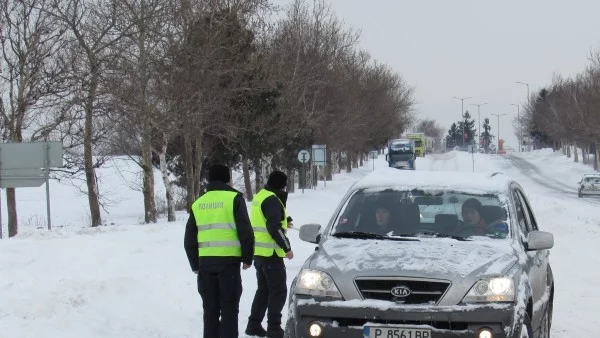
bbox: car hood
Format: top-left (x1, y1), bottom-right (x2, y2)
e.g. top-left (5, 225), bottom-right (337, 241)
top-left (309, 237), bottom-right (517, 280)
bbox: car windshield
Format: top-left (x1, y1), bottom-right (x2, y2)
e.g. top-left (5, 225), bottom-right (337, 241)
top-left (584, 176), bottom-right (600, 183)
top-left (332, 188), bottom-right (511, 240)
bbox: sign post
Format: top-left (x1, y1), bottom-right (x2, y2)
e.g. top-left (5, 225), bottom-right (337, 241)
top-left (369, 150), bottom-right (378, 171)
top-left (469, 145), bottom-right (476, 172)
top-left (297, 150), bottom-right (310, 194)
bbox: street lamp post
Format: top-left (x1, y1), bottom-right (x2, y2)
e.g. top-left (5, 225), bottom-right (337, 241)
top-left (453, 96), bottom-right (472, 147)
top-left (510, 104), bottom-right (521, 152)
top-left (470, 103), bottom-right (488, 149)
top-left (491, 113), bottom-right (507, 152)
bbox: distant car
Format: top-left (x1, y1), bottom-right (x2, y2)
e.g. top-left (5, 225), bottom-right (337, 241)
top-left (577, 174), bottom-right (600, 197)
top-left (286, 169), bottom-right (554, 338)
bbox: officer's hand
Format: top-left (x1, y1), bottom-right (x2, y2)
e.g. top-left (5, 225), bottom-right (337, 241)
top-left (243, 263), bottom-right (251, 270)
top-left (286, 250), bottom-right (294, 260)
top-left (288, 221), bottom-right (294, 228)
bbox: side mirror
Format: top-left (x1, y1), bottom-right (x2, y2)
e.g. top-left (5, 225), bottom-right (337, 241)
top-left (385, 154), bottom-right (388, 161)
top-left (526, 231), bottom-right (554, 251)
top-left (299, 223), bottom-right (322, 244)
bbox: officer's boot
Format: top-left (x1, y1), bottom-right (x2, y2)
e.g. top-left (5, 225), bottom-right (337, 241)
top-left (266, 324), bottom-right (284, 338)
top-left (245, 321), bottom-right (267, 337)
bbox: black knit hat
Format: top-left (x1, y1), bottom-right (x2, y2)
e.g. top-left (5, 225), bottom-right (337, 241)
top-left (462, 198), bottom-right (482, 212)
top-left (208, 164), bottom-right (231, 184)
top-left (267, 170), bottom-right (287, 190)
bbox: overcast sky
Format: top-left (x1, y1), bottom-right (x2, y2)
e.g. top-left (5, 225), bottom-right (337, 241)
top-left (274, 0), bottom-right (600, 149)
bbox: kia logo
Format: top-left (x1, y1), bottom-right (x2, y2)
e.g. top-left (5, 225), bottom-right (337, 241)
top-left (390, 286), bottom-right (411, 297)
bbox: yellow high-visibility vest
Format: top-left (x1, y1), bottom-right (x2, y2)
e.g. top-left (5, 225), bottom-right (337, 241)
top-left (192, 190), bottom-right (241, 257)
top-left (251, 189), bottom-right (288, 257)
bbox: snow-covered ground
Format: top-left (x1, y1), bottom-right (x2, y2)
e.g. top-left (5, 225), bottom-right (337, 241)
top-left (1, 150), bottom-right (598, 337)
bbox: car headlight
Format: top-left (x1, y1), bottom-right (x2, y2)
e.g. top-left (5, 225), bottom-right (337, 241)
top-left (295, 269), bottom-right (342, 298)
top-left (462, 277), bottom-right (515, 303)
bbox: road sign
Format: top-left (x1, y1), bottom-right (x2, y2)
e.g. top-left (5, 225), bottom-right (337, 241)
top-left (0, 141), bottom-right (63, 238)
top-left (369, 151), bottom-right (378, 159)
top-left (297, 150), bottom-right (310, 163)
top-left (311, 144), bottom-right (327, 166)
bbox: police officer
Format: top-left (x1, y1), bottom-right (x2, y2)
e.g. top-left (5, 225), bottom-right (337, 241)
top-left (184, 164), bottom-right (254, 338)
top-left (245, 170), bottom-right (294, 338)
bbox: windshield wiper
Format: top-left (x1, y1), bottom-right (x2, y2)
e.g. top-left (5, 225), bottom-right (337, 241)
top-left (332, 231), bottom-right (419, 241)
top-left (396, 231), bottom-right (471, 241)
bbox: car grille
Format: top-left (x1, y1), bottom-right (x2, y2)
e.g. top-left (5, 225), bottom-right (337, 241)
top-left (355, 278), bottom-right (450, 304)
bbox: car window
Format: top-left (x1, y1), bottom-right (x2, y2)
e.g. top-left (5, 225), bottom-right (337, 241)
top-left (515, 190), bottom-right (537, 232)
top-left (332, 188), bottom-right (510, 240)
top-left (519, 190), bottom-right (539, 231)
top-left (512, 189), bottom-right (529, 236)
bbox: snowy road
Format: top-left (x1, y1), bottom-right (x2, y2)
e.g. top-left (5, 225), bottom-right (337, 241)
top-left (1, 150), bottom-right (599, 337)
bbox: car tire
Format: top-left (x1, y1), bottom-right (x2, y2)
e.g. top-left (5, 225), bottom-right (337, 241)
top-left (519, 312), bottom-right (533, 338)
top-left (578, 190), bottom-right (583, 198)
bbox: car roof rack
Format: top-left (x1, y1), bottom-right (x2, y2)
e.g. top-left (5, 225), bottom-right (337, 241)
top-left (489, 172), bottom-right (504, 178)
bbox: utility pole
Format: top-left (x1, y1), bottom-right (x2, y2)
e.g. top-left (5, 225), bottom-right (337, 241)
top-left (491, 113), bottom-right (507, 152)
top-left (511, 104), bottom-right (521, 152)
top-left (516, 81), bottom-right (530, 152)
top-left (470, 103), bottom-right (488, 149)
top-left (453, 96), bottom-right (472, 148)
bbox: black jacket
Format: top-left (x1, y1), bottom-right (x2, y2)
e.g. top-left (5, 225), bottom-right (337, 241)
top-left (184, 181), bottom-right (254, 270)
top-left (255, 185), bottom-right (292, 261)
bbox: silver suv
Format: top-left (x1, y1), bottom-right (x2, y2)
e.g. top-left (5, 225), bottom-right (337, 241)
top-left (285, 169), bottom-right (554, 338)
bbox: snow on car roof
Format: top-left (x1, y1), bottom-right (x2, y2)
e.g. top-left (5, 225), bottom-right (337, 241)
top-left (353, 167), bottom-right (512, 194)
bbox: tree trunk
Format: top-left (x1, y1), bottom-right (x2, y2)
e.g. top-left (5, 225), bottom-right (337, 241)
top-left (242, 157), bottom-right (253, 201)
top-left (254, 158), bottom-right (262, 193)
top-left (359, 153), bottom-right (364, 167)
top-left (325, 149), bottom-right (333, 181)
top-left (566, 144), bottom-right (571, 158)
top-left (141, 120), bottom-right (156, 223)
top-left (159, 142), bottom-right (176, 222)
top-left (7, 188), bottom-right (18, 237)
top-left (286, 166), bottom-right (295, 193)
top-left (353, 153), bottom-right (359, 168)
top-left (582, 146), bottom-right (588, 165)
top-left (574, 143), bottom-right (579, 163)
top-left (346, 153), bottom-right (352, 173)
top-left (184, 133), bottom-right (195, 210)
top-left (84, 72), bottom-right (101, 227)
top-left (193, 134), bottom-right (203, 198)
top-left (594, 142), bottom-right (600, 170)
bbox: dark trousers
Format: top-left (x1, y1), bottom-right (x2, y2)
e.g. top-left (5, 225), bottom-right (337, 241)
top-left (248, 256), bottom-right (287, 328)
top-left (198, 263), bottom-right (242, 338)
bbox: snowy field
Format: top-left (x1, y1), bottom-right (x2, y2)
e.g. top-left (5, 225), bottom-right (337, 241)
top-left (1, 149), bottom-right (599, 337)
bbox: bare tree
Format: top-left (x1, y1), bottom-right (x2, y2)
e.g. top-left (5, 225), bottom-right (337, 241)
top-left (51, 0), bottom-right (133, 226)
top-left (0, 0), bottom-right (68, 236)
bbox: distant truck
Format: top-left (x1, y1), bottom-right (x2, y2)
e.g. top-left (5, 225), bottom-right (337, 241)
top-left (406, 133), bottom-right (426, 157)
top-left (386, 139), bottom-right (416, 170)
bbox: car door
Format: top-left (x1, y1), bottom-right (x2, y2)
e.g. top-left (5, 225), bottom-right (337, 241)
top-left (513, 187), bottom-right (549, 327)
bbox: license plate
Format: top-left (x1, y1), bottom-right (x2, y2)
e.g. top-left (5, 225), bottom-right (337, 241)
top-left (364, 326), bottom-right (431, 338)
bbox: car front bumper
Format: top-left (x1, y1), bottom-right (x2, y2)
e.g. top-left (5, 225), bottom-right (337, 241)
top-left (290, 298), bottom-right (521, 338)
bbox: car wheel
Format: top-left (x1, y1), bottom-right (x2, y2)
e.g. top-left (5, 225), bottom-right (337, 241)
top-left (578, 190), bottom-right (583, 198)
top-left (519, 312), bottom-right (533, 338)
